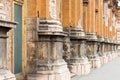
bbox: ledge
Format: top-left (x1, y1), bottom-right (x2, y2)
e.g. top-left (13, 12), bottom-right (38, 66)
top-left (0, 19), bottom-right (17, 29)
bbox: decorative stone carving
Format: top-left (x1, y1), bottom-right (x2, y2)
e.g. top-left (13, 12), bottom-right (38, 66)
top-left (0, 3), bottom-right (6, 20)
top-left (86, 44), bottom-right (92, 57)
top-left (63, 37), bottom-right (71, 61)
top-left (49, 0), bottom-right (57, 19)
top-left (86, 42), bottom-right (101, 68)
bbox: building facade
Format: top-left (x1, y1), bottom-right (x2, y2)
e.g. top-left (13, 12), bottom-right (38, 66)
top-left (0, 0), bottom-right (120, 80)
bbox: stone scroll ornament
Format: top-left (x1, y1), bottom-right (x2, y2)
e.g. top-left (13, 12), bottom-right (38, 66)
top-left (49, 0), bottom-right (57, 19)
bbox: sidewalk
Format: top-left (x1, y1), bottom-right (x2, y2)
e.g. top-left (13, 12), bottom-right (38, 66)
top-left (72, 57), bottom-right (120, 80)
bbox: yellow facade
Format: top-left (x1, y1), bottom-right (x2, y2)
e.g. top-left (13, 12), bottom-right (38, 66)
top-left (0, 0), bottom-right (119, 80)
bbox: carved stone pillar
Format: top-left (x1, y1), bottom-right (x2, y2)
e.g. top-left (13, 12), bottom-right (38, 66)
top-left (27, 0), bottom-right (70, 80)
top-left (0, 3), bottom-right (16, 80)
top-left (68, 28), bottom-right (91, 76)
top-left (85, 0), bottom-right (101, 68)
top-left (66, 0), bottom-right (90, 76)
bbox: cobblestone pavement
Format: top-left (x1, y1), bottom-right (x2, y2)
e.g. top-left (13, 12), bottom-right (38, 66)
top-left (72, 57), bottom-right (120, 80)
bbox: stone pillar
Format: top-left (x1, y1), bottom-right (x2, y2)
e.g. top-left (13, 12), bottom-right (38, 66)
top-left (0, 3), bottom-right (16, 80)
top-left (85, 0), bottom-right (101, 68)
top-left (27, 0), bottom-right (70, 80)
top-left (95, 0), bottom-right (106, 64)
top-left (107, 1), bottom-right (114, 61)
top-left (83, 0), bottom-right (89, 33)
top-left (61, 0), bottom-right (71, 62)
top-left (102, 0), bottom-right (111, 63)
top-left (66, 0), bottom-right (91, 76)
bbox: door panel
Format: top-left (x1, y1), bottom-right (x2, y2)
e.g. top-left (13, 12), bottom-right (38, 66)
top-left (14, 4), bottom-right (22, 74)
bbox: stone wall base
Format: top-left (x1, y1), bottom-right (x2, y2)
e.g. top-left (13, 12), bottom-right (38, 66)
top-left (89, 57), bottom-right (101, 68)
top-left (100, 55), bottom-right (108, 64)
top-left (69, 58), bottom-right (91, 76)
top-left (107, 52), bottom-right (113, 61)
top-left (27, 61), bottom-right (70, 80)
top-left (27, 71), bottom-right (70, 80)
top-left (111, 51), bottom-right (118, 59)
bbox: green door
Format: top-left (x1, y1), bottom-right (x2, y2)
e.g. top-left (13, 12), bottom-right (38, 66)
top-left (14, 4), bottom-right (22, 74)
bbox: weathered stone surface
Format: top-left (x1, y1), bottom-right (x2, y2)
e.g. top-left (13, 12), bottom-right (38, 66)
top-left (0, 2), bottom-right (16, 80)
top-left (86, 41), bottom-right (101, 68)
top-left (0, 38), bottom-right (6, 68)
top-left (0, 69), bottom-right (16, 80)
top-left (27, 61), bottom-right (70, 80)
top-left (69, 58), bottom-right (91, 76)
top-left (26, 18), bottom-right (70, 80)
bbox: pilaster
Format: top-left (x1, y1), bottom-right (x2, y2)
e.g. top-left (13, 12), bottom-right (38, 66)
top-left (26, 0), bottom-right (70, 80)
top-left (67, 0), bottom-right (91, 76)
top-left (85, 0), bottom-right (101, 68)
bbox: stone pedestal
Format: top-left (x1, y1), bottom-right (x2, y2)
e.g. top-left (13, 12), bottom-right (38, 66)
top-left (68, 27), bottom-right (91, 76)
top-left (27, 19), bottom-right (70, 80)
top-left (69, 57), bottom-right (91, 76)
top-left (27, 60), bottom-right (70, 80)
top-left (0, 3), bottom-right (16, 80)
top-left (86, 33), bottom-right (101, 68)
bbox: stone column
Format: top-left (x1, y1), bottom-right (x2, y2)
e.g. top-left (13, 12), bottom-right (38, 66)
top-left (85, 0), bottom-right (101, 68)
top-left (112, 13), bottom-right (118, 58)
top-left (67, 0), bottom-right (91, 76)
top-left (27, 0), bottom-right (70, 80)
top-left (61, 0), bottom-right (71, 62)
top-left (107, 2), bottom-right (114, 61)
top-left (102, 0), bottom-right (111, 63)
top-left (95, 0), bottom-right (106, 64)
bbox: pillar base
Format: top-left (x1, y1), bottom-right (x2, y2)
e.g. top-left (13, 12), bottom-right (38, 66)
top-left (0, 69), bottom-right (16, 80)
top-left (27, 60), bottom-right (70, 80)
top-left (100, 54), bottom-right (108, 64)
top-left (89, 58), bottom-right (101, 68)
top-left (106, 52), bottom-right (112, 61)
top-left (88, 55), bottom-right (101, 68)
top-left (111, 51), bottom-right (115, 59)
top-left (68, 57), bottom-right (91, 76)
